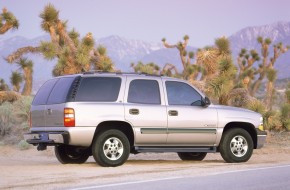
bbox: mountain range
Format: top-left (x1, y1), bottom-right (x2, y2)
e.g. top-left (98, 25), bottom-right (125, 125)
top-left (0, 21), bottom-right (290, 92)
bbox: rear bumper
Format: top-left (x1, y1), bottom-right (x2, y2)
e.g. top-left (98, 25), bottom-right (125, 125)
top-left (24, 132), bottom-right (69, 145)
top-left (256, 129), bottom-right (267, 149)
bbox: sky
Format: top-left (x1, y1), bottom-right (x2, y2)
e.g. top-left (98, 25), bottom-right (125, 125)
top-left (1, 0), bottom-right (290, 47)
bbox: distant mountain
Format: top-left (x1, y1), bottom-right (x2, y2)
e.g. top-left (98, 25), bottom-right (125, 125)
top-left (229, 21), bottom-right (290, 52)
top-left (229, 21), bottom-right (290, 79)
top-left (97, 35), bottom-right (164, 70)
top-left (0, 21), bottom-right (290, 93)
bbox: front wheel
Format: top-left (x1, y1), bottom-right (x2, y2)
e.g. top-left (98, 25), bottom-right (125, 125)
top-left (92, 129), bottom-right (130, 167)
top-left (55, 145), bottom-right (90, 164)
top-left (177, 152), bottom-right (207, 161)
top-left (219, 128), bottom-right (253, 163)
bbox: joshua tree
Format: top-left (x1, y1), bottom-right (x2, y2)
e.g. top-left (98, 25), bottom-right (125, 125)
top-left (161, 63), bottom-right (179, 77)
top-left (10, 71), bottom-right (22, 92)
top-left (6, 4), bottom-right (113, 76)
top-left (92, 45), bottom-right (114, 72)
top-left (162, 35), bottom-right (198, 80)
top-left (248, 37), bottom-right (289, 110)
top-left (131, 62), bottom-right (160, 75)
top-left (0, 7), bottom-right (19, 34)
top-left (15, 58), bottom-right (33, 96)
top-left (236, 49), bottom-right (260, 90)
top-left (0, 79), bottom-right (9, 91)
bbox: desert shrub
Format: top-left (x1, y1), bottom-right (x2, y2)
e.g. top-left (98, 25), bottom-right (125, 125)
top-left (263, 110), bottom-right (282, 130)
top-left (17, 139), bottom-right (31, 150)
top-left (280, 104), bottom-right (290, 130)
top-left (0, 102), bottom-right (15, 137)
top-left (246, 99), bottom-right (266, 115)
top-left (0, 96), bottom-right (32, 144)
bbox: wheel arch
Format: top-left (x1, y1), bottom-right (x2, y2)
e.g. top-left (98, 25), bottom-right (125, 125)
top-left (222, 122), bottom-right (258, 149)
top-left (92, 121), bottom-right (135, 150)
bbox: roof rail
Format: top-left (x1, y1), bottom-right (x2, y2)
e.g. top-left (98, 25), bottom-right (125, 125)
top-left (82, 70), bottom-right (163, 77)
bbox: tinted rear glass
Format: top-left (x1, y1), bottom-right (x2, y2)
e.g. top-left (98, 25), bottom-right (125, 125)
top-left (128, 79), bottom-right (161, 104)
top-left (32, 79), bottom-right (58, 105)
top-left (47, 77), bottom-right (75, 104)
top-left (75, 77), bottom-right (121, 102)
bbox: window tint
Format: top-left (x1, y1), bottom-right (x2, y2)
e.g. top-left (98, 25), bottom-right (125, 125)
top-left (166, 81), bottom-right (202, 106)
top-left (47, 77), bottom-right (75, 104)
top-left (128, 80), bottom-right (161, 104)
top-left (75, 77), bottom-right (121, 102)
top-left (32, 79), bottom-right (58, 105)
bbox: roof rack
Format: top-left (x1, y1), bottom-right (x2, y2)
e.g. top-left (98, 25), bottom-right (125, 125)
top-left (82, 70), bottom-right (163, 77)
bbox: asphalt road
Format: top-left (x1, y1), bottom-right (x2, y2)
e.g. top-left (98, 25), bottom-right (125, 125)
top-left (71, 165), bottom-right (290, 190)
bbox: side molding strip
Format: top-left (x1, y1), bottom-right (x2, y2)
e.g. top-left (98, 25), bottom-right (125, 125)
top-left (140, 128), bottom-right (216, 134)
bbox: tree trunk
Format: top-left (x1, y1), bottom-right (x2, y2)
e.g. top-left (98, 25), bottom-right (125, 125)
top-left (22, 68), bottom-right (32, 96)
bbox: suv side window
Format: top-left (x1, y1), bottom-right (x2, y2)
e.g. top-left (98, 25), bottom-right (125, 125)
top-left (32, 78), bottom-right (58, 105)
top-left (166, 81), bottom-right (202, 106)
top-left (47, 77), bottom-right (75, 104)
top-left (75, 77), bottom-right (121, 102)
top-left (128, 79), bottom-right (161, 104)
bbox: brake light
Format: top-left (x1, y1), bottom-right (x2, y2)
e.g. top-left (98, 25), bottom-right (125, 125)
top-left (64, 108), bottom-right (75, 127)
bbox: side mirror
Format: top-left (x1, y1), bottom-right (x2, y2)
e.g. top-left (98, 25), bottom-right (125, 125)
top-left (201, 97), bottom-right (211, 107)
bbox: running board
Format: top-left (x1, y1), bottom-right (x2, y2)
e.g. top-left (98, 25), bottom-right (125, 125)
top-left (134, 146), bottom-right (217, 153)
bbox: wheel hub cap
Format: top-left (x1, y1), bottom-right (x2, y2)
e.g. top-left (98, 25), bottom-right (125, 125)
top-left (103, 137), bottom-right (123, 161)
top-left (230, 135), bottom-right (248, 157)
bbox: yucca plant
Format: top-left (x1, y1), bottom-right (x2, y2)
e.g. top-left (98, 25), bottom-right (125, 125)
top-left (10, 71), bottom-right (22, 92)
top-left (7, 4), bottom-right (114, 77)
top-left (161, 35), bottom-right (196, 80)
top-left (16, 58), bottom-right (33, 96)
top-left (0, 7), bottom-right (19, 34)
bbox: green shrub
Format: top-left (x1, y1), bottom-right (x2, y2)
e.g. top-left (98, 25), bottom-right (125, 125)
top-left (17, 139), bottom-right (30, 150)
top-left (280, 104), bottom-right (290, 130)
top-left (0, 96), bottom-right (32, 144)
top-left (0, 102), bottom-right (15, 136)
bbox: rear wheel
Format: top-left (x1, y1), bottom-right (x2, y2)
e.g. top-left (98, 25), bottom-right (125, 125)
top-left (177, 152), bottom-right (207, 161)
top-left (92, 129), bottom-right (130, 167)
top-left (55, 145), bottom-right (90, 164)
top-left (219, 128), bottom-right (253, 163)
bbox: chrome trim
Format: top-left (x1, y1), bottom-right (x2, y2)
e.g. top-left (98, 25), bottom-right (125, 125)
top-left (140, 128), bottom-right (167, 134)
top-left (140, 128), bottom-right (217, 134)
top-left (168, 128), bottom-right (216, 134)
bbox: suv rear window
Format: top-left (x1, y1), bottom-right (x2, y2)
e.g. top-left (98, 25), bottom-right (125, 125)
top-left (75, 77), bottom-right (121, 102)
top-left (47, 77), bottom-right (75, 104)
top-left (32, 78), bottom-right (58, 105)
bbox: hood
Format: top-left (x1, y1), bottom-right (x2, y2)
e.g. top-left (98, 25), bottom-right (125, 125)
top-left (210, 104), bottom-right (262, 127)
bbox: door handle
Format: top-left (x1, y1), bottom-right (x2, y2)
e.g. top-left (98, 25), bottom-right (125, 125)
top-left (168, 110), bottom-right (178, 116)
top-left (129, 109), bottom-right (139, 115)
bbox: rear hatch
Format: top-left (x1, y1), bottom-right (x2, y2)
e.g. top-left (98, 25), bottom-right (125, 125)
top-left (31, 76), bottom-right (79, 130)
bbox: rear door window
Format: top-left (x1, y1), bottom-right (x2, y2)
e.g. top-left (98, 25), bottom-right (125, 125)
top-left (47, 77), bottom-right (75, 104)
top-left (128, 79), bottom-right (161, 104)
top-left (32, 79), bottom-right (58, 105)
top-left (75, 77), bottom-right (121, 102)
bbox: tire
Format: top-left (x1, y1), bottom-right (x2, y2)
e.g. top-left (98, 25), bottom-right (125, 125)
top-left (219, 128), bottom-right (253, 163)
top-left (55, 145), bottom-right (90, 164)
top-left (92, 129), bottom-right (130, 167)
top-left (177, 152), bottom-right (207, 161)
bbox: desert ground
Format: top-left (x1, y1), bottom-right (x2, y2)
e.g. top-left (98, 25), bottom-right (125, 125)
top-left (0, 132), bottom-right (289, 190)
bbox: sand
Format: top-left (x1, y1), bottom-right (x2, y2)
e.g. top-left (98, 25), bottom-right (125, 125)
top-left (0, 131), bottom-right (289, 190)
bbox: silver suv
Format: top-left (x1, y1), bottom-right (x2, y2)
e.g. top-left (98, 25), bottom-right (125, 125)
top-left (24, 72), bottom-right (267, 167)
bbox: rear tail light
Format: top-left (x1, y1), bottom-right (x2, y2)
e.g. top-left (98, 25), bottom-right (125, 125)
top-left (64, 108), bottom-right (75, 127)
